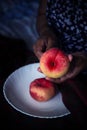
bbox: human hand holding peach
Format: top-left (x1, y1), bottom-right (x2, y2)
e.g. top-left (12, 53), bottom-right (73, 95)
top-left (29, 48), bottom-right (71, 102)
top-left (39, 48), bottom-right (70, 79)
top-left (33, 35), bottom-right (58, 60)
top-left (45, 52), bottom-right (87, 84)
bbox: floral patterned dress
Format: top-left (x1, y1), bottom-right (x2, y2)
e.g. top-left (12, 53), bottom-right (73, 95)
top-left (46, 0), bottom-right (87, 54)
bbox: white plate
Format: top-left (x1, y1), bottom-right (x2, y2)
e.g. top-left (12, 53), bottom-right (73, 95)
top-left (3, 63), bottom-right (70, 118)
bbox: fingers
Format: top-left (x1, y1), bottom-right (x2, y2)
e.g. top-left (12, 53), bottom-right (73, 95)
top-left (46, 76), bottom-right (68, 84)
top-left (33, 38), bottom-right (48, 60)
top-left (33, 44), bottom-right (43, 60)
top-left (33, 37), bottom-right (56, 60)
top-left (45, 68), bottom-right (79, 84)
top-left (35, 51), bottom-right (43, 60)
top-left (68, 54), bottom-right (73, 62)
top-left (37, 67), bottom-right (42, 73)
top-left (46, 37), bottom-right (56, 50)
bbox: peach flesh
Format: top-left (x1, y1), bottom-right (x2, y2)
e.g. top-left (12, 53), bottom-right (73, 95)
top-left (40, 48), bottom-right (70, 78)
top-left (29, 78), bottom-right (57, 102)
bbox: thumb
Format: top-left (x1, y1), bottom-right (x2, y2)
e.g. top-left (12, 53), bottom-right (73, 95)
top-left (36, 51), bottom-right (43, 60)
top-left (37, 67), bottom-right (43, 73)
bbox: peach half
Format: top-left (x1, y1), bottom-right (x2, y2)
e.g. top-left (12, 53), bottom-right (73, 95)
top-left (29, 78), bottom-right (57, 102)
top-left (40, 48), bottom-right (70, 78)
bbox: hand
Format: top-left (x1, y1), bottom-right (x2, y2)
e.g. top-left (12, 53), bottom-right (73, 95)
top-left (39, 52), bottom-right (87, 83)
top-left (33, 34), bottom-right (58, 60)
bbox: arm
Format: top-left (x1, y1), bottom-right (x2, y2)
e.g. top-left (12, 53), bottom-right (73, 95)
top-left (36, 0), bottom-right (48, 36)
top-left (33, 0), bottom-right (58, 59)
top-left (36, 0), bottom-right (56, 37)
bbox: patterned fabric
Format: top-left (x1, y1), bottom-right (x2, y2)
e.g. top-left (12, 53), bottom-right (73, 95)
top-left (46, 0), bottom-right (87, 54)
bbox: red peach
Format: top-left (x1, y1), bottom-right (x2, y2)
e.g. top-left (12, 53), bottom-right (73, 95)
top-left (40, 48), bottom-right (70, 78)
top-left (29, 78), bottom-right (57, 102)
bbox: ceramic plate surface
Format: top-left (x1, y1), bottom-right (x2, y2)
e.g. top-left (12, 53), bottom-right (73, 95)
top-left (3, 63), bottom-right (70, 118)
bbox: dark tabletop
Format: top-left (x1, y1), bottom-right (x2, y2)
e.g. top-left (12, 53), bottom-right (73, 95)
top-left (0, 35), bottom-right (87, 130)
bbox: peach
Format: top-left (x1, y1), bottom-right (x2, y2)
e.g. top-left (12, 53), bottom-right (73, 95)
top-left (29, 78), bottom-right (57, 102)
top-left (40, 48), bottom-right (70, 78)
